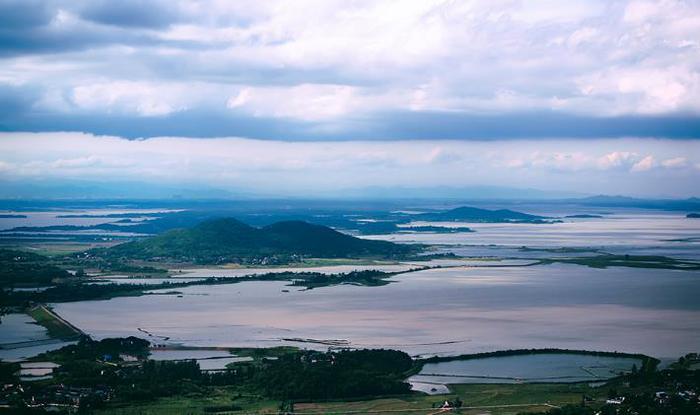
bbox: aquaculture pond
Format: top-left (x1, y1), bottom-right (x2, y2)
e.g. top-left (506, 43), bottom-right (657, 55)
top-left (409, 353), bottom-right (642, 389)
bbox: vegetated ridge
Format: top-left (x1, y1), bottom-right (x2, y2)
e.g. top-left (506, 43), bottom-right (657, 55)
top-left (99, 218), bottom-right (416, 264)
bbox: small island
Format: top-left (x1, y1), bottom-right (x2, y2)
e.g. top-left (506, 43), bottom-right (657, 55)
top-left (417, 206), bottom-right (559, 223)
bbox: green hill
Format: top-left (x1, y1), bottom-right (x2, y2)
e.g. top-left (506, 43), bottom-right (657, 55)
top-left (101, 218), bottom-right (415, 264)
top-left (419, 206), bottom-right (547, 222)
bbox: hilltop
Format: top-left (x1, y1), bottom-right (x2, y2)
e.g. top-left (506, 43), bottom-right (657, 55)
top-left (98, 218), bottom-right (416, 264)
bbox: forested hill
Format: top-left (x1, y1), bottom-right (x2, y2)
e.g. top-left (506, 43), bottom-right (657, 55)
top-left (98, 218), bottom-right (416, 264)
top-left (418, 206), bottom-right (547, 222)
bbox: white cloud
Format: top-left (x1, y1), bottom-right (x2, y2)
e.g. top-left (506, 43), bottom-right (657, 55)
top-left (597, 151), bottom-right (639, 170)
top-left (623, 1), bottom-right (659, 23)
top-left (226, 84), bottom-right (370, 121)
top-left (577, 66), bottom-right (700, 115)
top-left (71, 81), bottom-right (192, 116)
top-left (661, 157), bottom-right (687, 168)
top-left (567, 27), bottom-right (599, 47)
top-left (631, 155), bottom-right (656, 172)
top-left (0, 160), bottom-right (14, 173)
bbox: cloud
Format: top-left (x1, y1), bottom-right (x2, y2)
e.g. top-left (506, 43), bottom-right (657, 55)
top-left (631, 155), bottom-right (656, 172)
top-left (70, 81), bottom-right (191, 116)
top-left (579, 66), bottom-right (700, 115)
top-left (661, 157), bottom-right (687, 168)
top-left (76, 0), bottom-right (183, 29)
top-left (226, 84), bottom-right (368, 121)
top-left (0, 6), bottom-right (173, 57)
top-left (0, 0), bottom-right (54, 30)
top-left (0, 0), bottom-right (699, 138)
top-left (623, 1), bottom-right (660, 23)
top-left (597, 151), bottom-right (639, 170)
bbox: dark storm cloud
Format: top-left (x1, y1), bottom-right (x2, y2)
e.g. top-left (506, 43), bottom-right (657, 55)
top-left (2, 107), bottom-right (699, 141)
top-left (76, 0), bottom-right (183, 29)
top-left (0, 0), bottom-right (199, 57)
top-left (0, 109), bottom-right (312, 140)
top-left (0, 0), bottom-right (54, 29)
top-left (0, 84), bottom-right (42, 125)
top-left (368, 111), bottom-right (700, 141)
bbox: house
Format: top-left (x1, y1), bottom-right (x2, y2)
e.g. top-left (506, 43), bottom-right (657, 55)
top-left (655, 391), bottom-right (669, 404)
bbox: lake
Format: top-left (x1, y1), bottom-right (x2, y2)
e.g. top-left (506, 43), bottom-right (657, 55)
top-left (0, 314), bottom-right (50, 344)
top-left (149, 349), bottom-right (253, 370)
top-left (0, 313), bottom-right (79, 361)
top-left (366, 212), bottom-right (700, 260)
top-left (52, 262), bottom-right (700, 360)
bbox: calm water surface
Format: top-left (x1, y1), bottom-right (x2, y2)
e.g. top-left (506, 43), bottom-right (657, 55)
top-left (52, 263), bottom-right (700, 359)
top-left (407, 353), bottom-right (642, 394)
top-left (411, 353), bottom-right (642, 384)
top-left (0, 314), bottom-right (49, 344)
top-left (0, 314), bottom-right (77, 361)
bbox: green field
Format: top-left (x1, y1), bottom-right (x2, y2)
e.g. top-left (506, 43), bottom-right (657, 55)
top-left (296, 383), bottom-right (602, 415)
top-left (93, 383), bottom-right (604, 415)
top-left (95, 387), bottom-right (279, 415)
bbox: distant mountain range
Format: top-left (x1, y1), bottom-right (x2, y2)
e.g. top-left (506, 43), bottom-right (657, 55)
top-left (99, 218), bottom-right (415, 264)
top-left (330, 185), bottom-right (587, 200)
top-left (0, 180), bottom-right (241, 200)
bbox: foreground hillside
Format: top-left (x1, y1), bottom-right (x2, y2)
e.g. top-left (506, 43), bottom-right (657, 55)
top-left (99, 218), bottom-right (417, 264)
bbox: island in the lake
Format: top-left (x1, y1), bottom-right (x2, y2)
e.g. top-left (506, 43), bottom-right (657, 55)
top-left (416, 206), bottom-right (557, 223)
top-left (95, 218), bottom-right (419, 264)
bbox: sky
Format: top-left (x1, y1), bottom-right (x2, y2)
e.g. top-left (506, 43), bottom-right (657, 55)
top-left (1, 0), bottom-right (699, 198)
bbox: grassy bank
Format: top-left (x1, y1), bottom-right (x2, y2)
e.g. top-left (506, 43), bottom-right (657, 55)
top-left (539, 254), bottom-right (700, 270)
top-left (419, 347), bottom-right (657, 366)
top-left (27, 305), bottom-right (83, 340)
